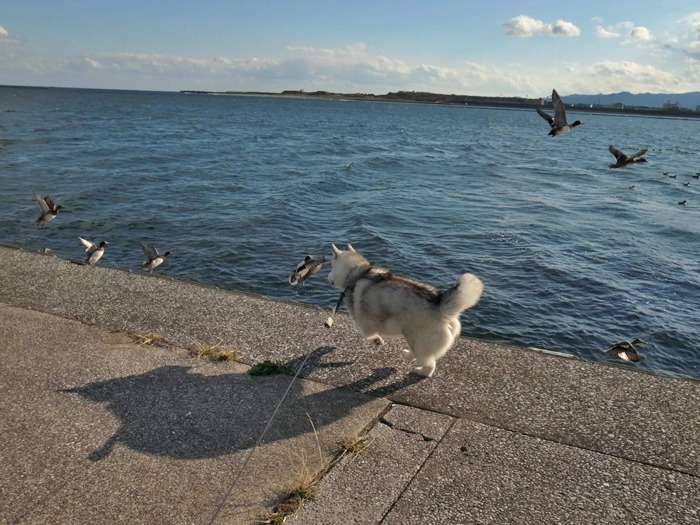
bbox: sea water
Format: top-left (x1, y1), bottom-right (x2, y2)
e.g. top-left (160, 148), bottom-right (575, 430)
top-left (1, 86), bottom-right (698, 379)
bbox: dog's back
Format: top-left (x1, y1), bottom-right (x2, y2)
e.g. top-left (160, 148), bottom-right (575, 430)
top-left (348, 269), bottom-right (481, 336)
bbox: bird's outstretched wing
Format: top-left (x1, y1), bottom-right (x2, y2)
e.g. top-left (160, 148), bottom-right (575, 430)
top-left (551, 89), bottom-right (567, 127)
top-left (44, 195), bottom-right (57, 211)
top-left (536, 108), bottom-right (554, 127)
top-left (33, 191), bottom-right (50, 213)
top-left (139, 240), bottom-right (159, 259)
top-left (627, 149), bottom-right (647, 161)
top-left (78, 237), bottom-right (95, 252)
top-left (608, 145), bottom-right (628, 163)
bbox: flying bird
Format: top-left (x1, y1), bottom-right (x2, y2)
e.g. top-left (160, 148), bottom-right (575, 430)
top-left (536, 89), bottom-right (582, 136)
top-left (140, 241), bottom-right (171, 271)
top-left (33, 191), bottom-right (63, 227)
top-left (608, 145), bottom-right (648, 169)
top-left (288, 255), bottom-right (325, 285)
top-left (606, 339), bottom-right (645, 362)
top-left (78, 237), bottom-right (108, 265)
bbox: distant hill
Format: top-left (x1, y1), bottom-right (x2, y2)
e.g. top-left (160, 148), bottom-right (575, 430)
top-left (564, 91), bottom-right (700, 110)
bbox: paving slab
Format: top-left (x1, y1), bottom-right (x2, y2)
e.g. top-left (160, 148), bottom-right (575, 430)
top-left (0, 306), bottom-right (389, 525)
top-left (382, 418), bottom-right (700, 525)
top-left (288, 404), bottom-right (454, 525)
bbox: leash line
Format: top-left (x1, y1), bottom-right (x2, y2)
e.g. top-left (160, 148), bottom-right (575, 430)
top-left (206, 349), bottom-right (314, 525)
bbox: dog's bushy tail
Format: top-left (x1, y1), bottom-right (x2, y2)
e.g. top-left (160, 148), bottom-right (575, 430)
top-left (439, 274), bottom-right (484, 316)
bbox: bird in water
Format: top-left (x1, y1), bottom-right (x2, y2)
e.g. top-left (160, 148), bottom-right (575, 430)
top-left (608, 145), bottom-right (648, 169)
top-left (692, 173), bottom-right (699, 179)
top-left (536, 89), bottom-right (582, 136)
top-left (140, 241), bottom-right (171, 271)
top-left (289, 255), bottom-right (325, 285)
top-left (679, 200), bottom-right (687, 206)
top-left (78, 237), bottom-right (108, 265)
top-left (33, 191), bottom-right (63, 227)
top-left (606, 339), bottom-right (645, 362)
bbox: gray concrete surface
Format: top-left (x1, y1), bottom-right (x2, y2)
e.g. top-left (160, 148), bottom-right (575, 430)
top-left (0, 305), bottom-right (388, 524)
top-left (1, 245), bottom-right (699, 524)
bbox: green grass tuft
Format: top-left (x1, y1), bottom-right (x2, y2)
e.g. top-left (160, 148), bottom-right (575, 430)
top-left (248, 360), bottom-right (291, 376)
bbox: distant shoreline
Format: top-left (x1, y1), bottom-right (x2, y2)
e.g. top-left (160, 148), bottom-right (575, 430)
top-left (181, 89), bottom-right (700, 119)
top-left (1, 84), bottom-right (697, 119)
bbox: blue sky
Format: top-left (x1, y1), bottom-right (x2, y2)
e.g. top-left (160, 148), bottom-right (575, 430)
top-left (1, 1), bottom-right (700, 96)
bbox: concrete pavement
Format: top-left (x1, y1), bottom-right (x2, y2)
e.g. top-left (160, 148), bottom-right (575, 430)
top-left (1, 245), bottom-right (699, 524)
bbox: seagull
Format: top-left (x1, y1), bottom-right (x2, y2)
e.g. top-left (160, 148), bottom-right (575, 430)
top-left (33, 191), bottom-right (63, 227)
top-left (140, 241), bottom-right (171, 271)
top-left (536, 89), bottom-right (582, 136)
top-left (78, 237), bottom-right (108, 265)
top-left (288, 255), bottom-right (325, 285)
top-left (608, 145), bottom-right (648, 169)
top-left (606, 339), bottom-right (645, 362)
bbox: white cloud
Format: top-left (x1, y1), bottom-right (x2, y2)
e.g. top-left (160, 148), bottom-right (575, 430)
top-left (551, 20), bottom-right (581, 37)
top-left (504, 15), bottom-right (580, 38)
top-left (0, 24), bottom-right (19, 43)
top-left (594, 21), bottom-right (654, 45)
top-left (568, 60), bottom-right (681, 92)
top-left (0, 39), bottom-right (694, 96)
top-left (595, 26), bottom-right (620, 39)
top-left (629, 26), bottom-right (653, 42)
top-left (679, 12), bottom-right (700, 32)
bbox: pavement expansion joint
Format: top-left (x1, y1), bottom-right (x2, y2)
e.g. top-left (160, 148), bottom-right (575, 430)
top-left (379, 417), bottom-right (436, 442)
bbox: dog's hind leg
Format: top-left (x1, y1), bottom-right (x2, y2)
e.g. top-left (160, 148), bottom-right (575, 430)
top-left (448, 318), bottom-right (461, 339)
top-left (405, 324), bottom-right (456, 378)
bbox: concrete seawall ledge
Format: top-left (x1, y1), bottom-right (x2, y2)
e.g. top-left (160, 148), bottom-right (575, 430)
top-left (1, 245), bottom-right (699, 524)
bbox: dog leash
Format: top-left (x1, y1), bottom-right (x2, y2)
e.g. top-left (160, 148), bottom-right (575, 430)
top-left (324, 290), bottom-right (345, 328)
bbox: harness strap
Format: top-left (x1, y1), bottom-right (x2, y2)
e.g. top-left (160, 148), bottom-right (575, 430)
top-left (324, 265), bottom-right (373, 328)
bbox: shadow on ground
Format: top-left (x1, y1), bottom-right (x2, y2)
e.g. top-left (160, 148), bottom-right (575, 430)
top-left (61, 347), bottom-right (414, 462)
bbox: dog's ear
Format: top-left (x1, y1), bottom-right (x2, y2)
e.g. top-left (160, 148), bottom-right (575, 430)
top-left (347, 244), bottom-right (356, 252)
top-left (331, 244), bottom-right (341, 255)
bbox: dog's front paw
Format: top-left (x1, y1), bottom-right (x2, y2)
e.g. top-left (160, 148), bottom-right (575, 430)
top-left (414, 363), bottom-right (436, 378)
top-left (401, 349), bottom-right (417, 364)
top-left (369, 335), bottom-right (385, 346)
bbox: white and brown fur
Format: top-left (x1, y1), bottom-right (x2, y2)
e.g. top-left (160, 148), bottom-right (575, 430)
top-left (328, 244), bottom-right (483, 377)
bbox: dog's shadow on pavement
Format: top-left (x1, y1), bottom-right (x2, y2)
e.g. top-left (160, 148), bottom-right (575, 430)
top-left (60, 346), bottom-right (403, 462)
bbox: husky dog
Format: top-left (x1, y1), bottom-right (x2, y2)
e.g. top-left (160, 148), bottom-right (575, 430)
top-left (328, 244), bottom-right (484, 378)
